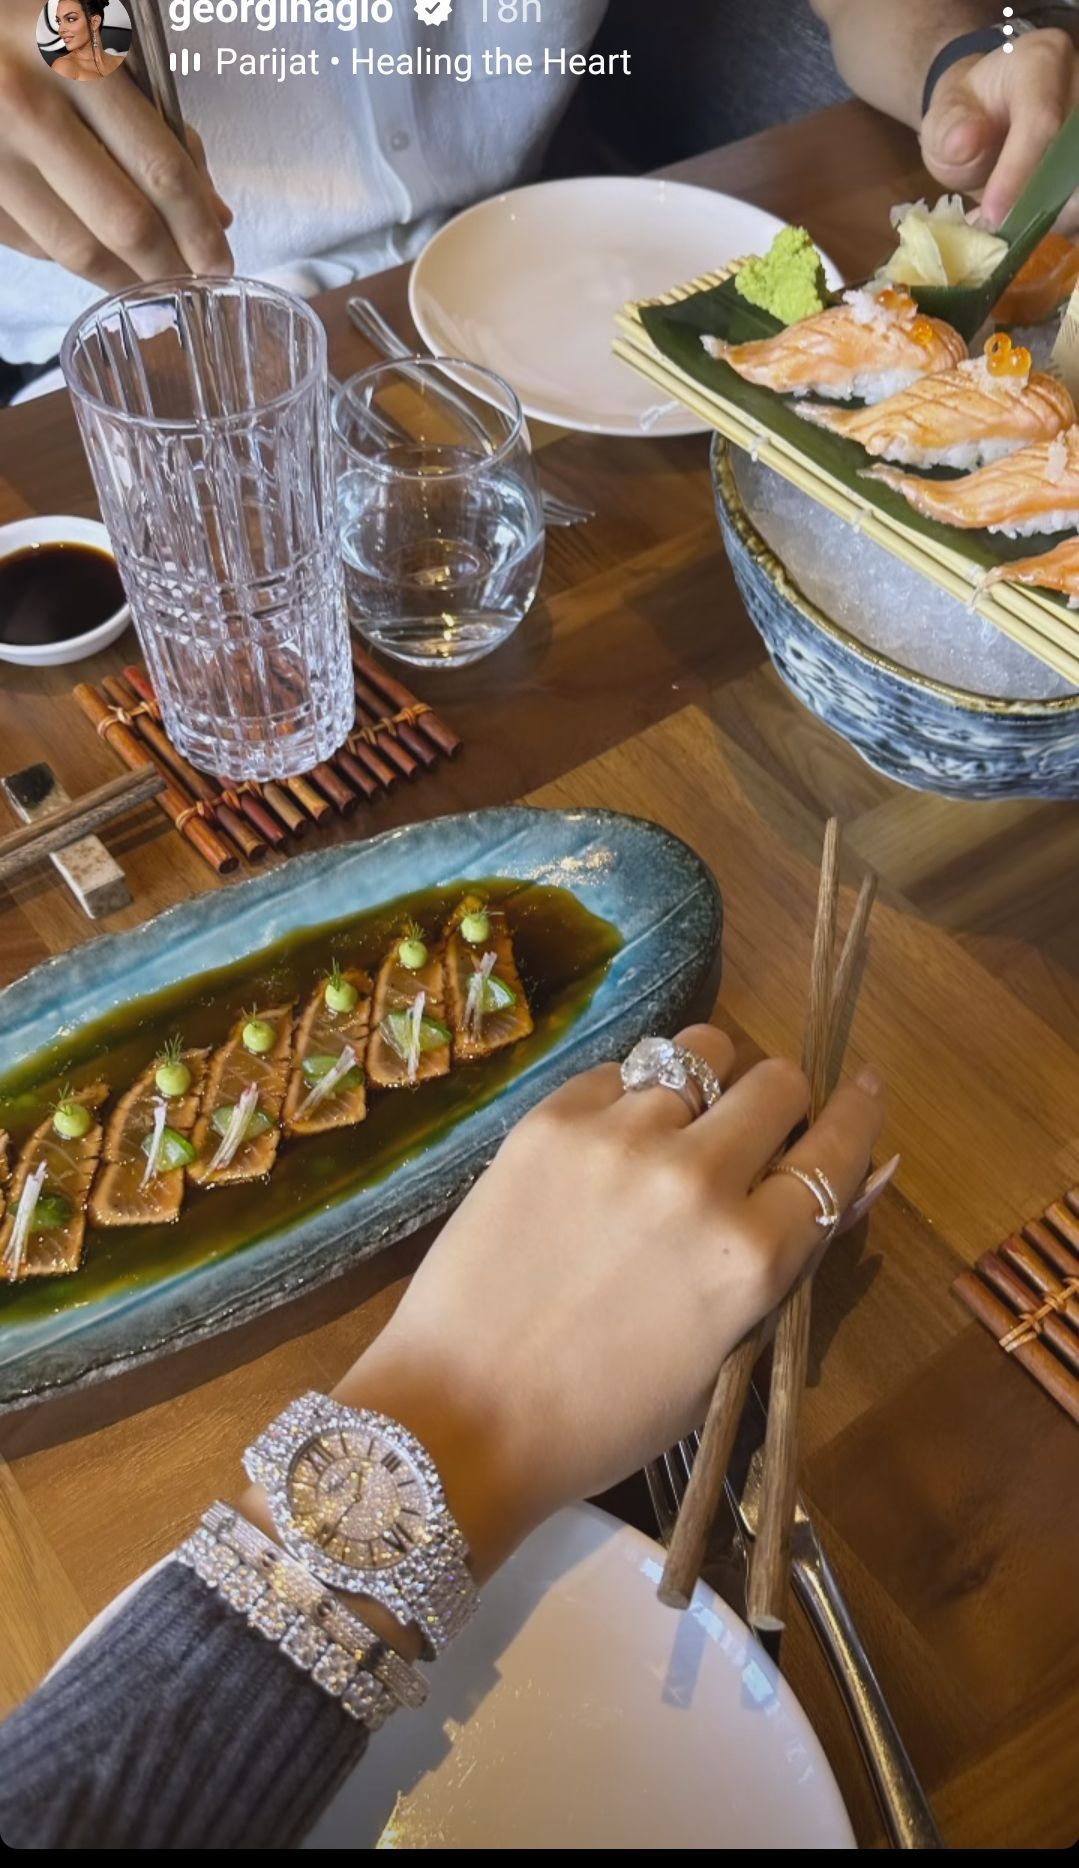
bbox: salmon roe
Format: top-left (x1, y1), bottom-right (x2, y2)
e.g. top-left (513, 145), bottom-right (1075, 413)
top-left (985, 332), bottom-right (1032, 378)
top-left (911, 318), bottom-right (936, 347)
top-left (878, 286), bottom-right (916, 315)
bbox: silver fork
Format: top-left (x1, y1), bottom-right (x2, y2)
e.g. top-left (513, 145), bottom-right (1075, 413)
top-left (345, 297), bottom-right (596, 529)
top-left (647, 1426), bottom-right (943, 1851)
top-left (644, 1437), bottom-right (698, 1544)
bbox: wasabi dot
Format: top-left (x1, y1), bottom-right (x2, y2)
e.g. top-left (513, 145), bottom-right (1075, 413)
top-left (325, 966), bottom-right (359, 1014)
top-left (242, 1019), bottom-right (276, 1056)
top-left (461, 909), bottom-right (490, 945)
top-left (399, 935), bottom-right (428, 972)
top-left (53, 1099), bottom-right (91, 1141)
top-left (155, 1059), bottom-right (192, 1098)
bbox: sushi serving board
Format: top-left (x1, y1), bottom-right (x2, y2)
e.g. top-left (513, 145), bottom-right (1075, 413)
top-left (0, 807), bottom-right (721, 1410)
top-left (614, 268), bottom-right (1079, 689)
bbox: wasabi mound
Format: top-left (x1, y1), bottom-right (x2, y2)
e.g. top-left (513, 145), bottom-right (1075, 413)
top-left (734, 226), bottom-right (829, 326)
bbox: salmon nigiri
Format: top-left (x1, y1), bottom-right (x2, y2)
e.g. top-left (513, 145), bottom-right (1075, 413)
top-left (982, 535), bottom-right (1079, 606)
top-left (705, 287), bottom-right (967, 404)
top-left (797, 335), bottom-right (1075, 470)
top-left (868, 426), bottom-right (1079, 536)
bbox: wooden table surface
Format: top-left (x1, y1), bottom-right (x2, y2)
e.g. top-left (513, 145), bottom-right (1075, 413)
top-left (1, 102), bottom-right (1077, 1851)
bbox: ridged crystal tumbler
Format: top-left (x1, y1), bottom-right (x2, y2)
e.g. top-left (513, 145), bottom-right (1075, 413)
top-left (62, 277), bottom-right (353, 781)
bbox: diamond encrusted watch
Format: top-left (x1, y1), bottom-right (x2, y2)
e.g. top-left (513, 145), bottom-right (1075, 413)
top-left (243, 1393), bottom-right (480, 1658)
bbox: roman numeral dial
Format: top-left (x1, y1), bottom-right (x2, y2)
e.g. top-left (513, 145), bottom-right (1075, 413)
top-left (286, 1427), bottom-right (430, 1572)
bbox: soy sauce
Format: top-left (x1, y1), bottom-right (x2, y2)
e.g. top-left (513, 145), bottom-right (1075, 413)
top-left (0, 542), bottom-right (125, 647)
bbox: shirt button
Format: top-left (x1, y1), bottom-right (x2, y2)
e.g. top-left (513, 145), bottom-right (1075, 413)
top-left (389, 130), bottom-right (410, 152)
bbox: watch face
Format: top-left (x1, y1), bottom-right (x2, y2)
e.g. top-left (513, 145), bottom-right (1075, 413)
top-left (287, 1428), bottom-right (430, 1571)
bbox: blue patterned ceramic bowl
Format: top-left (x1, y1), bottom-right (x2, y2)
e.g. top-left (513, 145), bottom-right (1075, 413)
top-left (712, 439), bottom-right (1079, 799)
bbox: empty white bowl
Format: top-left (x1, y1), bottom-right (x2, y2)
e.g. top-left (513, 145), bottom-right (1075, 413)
top-left (0, 515), bottom-right (130, 668)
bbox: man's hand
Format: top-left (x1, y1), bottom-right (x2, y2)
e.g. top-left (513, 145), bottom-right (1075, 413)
top-left (0, 1), bottom-right (232, 291)
top-left (922, 30), bottom-right (1079, 231)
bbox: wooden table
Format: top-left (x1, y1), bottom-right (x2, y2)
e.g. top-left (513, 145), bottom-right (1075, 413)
top-left (1, 102), bottom-right (1077, 1850)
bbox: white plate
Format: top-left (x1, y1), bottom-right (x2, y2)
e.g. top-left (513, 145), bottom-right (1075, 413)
top-left (409, 177), bottom-right (842, 440)
top-left (0, 515), bottom-right (130, 667)
top-left (51, 1505), bottom-right (852, 1849)
top-left (307, 1504), bottom-right (854, 1850)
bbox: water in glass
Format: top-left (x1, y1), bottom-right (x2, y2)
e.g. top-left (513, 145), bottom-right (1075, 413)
top-left (334, 361), bottom-right (544, 669)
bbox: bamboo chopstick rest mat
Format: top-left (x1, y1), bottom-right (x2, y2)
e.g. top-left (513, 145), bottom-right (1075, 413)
top-left (953, 1188), bottom-right (1079, 1425)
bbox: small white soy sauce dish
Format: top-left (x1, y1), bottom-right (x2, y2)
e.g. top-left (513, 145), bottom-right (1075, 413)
top-left (0, 516), bottom-right (130, 668)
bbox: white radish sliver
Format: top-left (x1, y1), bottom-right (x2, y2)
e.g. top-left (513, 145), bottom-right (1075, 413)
top-left (294, 1045), bottom-right (358, 1123)
top-left (465, 952), bottom-right (498, 1039)
top-left (207, 1083), bottom-right (260, 1175)
top-left (140, 1098), bottom-right (169, 1190)
top-left (406, 992), bottom-right (426, 1085)
top-left (5, 1162), bottom-right (47, 1282)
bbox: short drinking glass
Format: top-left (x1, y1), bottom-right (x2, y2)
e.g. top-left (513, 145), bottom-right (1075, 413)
top-left (333, 359), bottom-right (545, 668)
top-left (61, 277), bottom-right (353, 781)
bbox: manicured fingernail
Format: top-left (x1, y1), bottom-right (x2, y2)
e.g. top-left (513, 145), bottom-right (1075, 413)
top-left (855, 1066), bottom-right (884, 1098)
top-left (844, 1153), bottom-right (900, 1226)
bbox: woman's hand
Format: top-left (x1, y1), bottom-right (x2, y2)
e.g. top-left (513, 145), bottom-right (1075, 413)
top-left (921, 29), bottom-right (1079, 232)
top-left (0, 2), bottom-right (232, 291)
top-left (334, 1025), bottom-right (890, 1584)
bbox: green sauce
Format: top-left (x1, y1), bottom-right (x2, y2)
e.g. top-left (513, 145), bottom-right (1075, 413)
top-left (0, 880), bottom-right (620, 1328)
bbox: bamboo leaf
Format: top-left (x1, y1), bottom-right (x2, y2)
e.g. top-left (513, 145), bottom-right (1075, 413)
top-left (912, 104), bottom-right (1079, 338)
top-left (638, 294), bottom-right (1076, 584)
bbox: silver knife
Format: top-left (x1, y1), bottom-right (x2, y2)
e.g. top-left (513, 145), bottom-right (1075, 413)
top-left (729, 1384), bottom-right (944, 1851)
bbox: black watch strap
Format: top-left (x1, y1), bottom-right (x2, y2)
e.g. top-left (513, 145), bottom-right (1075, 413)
top-left (922, 23), bottom-right (1036, 117)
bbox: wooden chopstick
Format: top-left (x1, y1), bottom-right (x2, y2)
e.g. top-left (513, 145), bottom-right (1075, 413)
top-left (0, 767), bottom-right (163, 885)
top-left (659, 819), bottom-right (877, 1620)
top-left (656, 1328), bottom-right (762, 1609)
top-left (825, 873), bottom-right (877, 1097)
top-left (746, 818), bottom-right (843, 1635)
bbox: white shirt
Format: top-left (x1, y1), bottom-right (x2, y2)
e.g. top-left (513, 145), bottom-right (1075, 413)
top-left (1, 1), bottom-right (608, 363)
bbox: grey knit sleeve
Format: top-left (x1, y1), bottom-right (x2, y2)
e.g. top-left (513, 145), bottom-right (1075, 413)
top-left (0, 1561), bottom-right (369, 1850)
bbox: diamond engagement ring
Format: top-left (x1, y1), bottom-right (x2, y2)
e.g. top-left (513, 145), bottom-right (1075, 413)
top-left (766, 1165), bottom-right (842, 1242)
top-left (620, 1037), bottom-right (724, 1119)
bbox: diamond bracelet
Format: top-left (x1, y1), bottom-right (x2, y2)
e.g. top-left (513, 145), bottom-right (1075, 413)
top-left (176, 1502), bottom-right (429, 1729)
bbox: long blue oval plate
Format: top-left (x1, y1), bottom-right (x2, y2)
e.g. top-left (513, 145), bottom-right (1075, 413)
top-left (0, 808), bottom-right (720, 1409)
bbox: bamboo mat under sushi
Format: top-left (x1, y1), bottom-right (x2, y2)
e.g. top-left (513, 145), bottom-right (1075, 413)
top-left (614, 269), bottom-right (1079, 689)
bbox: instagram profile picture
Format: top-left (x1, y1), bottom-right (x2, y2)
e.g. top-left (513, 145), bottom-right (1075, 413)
top-left (37, 2), bottom-right (133, 84)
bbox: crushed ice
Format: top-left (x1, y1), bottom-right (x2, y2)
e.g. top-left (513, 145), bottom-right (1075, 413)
top-left (733, 450), bottom-right (1077, 701)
